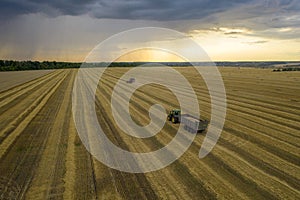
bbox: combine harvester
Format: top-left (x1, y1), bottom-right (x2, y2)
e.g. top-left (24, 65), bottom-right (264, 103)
top-left (167, 109), bottom-right (208, 133)
top-left (126, 77), bottom-right (135, 83)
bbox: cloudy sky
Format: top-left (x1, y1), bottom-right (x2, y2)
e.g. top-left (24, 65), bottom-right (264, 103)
top-left (0, 0), bottom-right (299, 61)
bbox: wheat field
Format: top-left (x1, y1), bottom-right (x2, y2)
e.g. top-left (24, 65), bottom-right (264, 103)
top-left (0, 67), bottom-right (299, 199)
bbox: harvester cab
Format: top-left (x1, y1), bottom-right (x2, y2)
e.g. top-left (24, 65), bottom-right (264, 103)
top-left (126, 77), bottom-right (135, 83)
top-left (167, 109), bottom-right (181, 123)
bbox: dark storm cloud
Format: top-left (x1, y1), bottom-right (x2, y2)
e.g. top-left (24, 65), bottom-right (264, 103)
top-left (0, 0), bottom-right (96, 18)
top-left (1, 0), bottom-right (300, 32)
top-left (1, 0), bottom-right (299, 33)
top-left (0, 0), bottom-right (255, 20)
top-left (0, 0), bottom-right (299, 60)
top-left (89, 0), bottom-right (254, 20)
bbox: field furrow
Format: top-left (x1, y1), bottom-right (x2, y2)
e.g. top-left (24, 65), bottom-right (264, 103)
top-left (98, 67), bottom-right (300, 199)
top-left (0, 67), bottom-right (299, 199)
top-left (0, 70), bottom-right (69, 199)
top-left (97, 71), bottom-right (268, 199)
top-left (25, 70), bottom-right (76, 199)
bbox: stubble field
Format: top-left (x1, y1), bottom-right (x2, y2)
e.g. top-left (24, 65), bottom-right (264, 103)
top-left (0, 67), bottom-right (299, 199)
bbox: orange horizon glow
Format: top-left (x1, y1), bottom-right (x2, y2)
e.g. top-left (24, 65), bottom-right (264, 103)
top-left (1, 32), bottom-right (299, 63)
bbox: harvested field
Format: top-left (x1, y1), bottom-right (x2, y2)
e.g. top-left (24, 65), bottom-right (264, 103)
top-left (0, 67), bottom-right (299, 199)
top-left (0, 70), bottom-right (53, 92)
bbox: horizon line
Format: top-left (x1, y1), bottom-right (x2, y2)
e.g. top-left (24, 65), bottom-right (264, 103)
top-left (1, 59), bottom-right (300, 63)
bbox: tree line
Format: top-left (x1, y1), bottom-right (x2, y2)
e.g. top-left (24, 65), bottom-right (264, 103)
top-left (0, 60), bottom-right (81, 71)
top-left (0, 61), bottom-right (189, 71)
top-left (2, 60), bottom-right (299, 71)
top-left (273, 67), bottom-right (300, 72)
top-left (0, 60), bottom-right (163, 71)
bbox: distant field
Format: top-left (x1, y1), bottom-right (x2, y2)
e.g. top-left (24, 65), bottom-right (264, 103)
top-left (0, 67), bottom-right (299, 199)
top-left (0, 70), bottom-right (53, 92)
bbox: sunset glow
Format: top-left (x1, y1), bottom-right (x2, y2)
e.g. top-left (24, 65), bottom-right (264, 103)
top-left (0, 1), bottom-right (299, 62)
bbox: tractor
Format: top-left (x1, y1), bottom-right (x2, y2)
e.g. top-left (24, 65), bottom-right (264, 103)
top-left (167, 108), bottom-right (209, 133)
top-left (167, 109), bottom-right (181, 123)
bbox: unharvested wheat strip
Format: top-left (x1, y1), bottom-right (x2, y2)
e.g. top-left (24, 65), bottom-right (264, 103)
top-left (62, 116), bottom-right (77, 199)
top-left (63, 72), bottom-right (79, 199)
top-left (73, 136), bottom-right (98, 199)
top-left (0, 72), bottom-right (67, 138)
top-left (0, 72), bottom-right (67, 159)
top-left (92, 159), bottom-right (122, 200)
top-left (146, 170), bottom-right (190, 199)
top-left (0, 70), bottom-right (60, 107)
top-left (25, 70), bottom-right (75, 199)
top-left (99, 78), bottom-right (249, 199)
